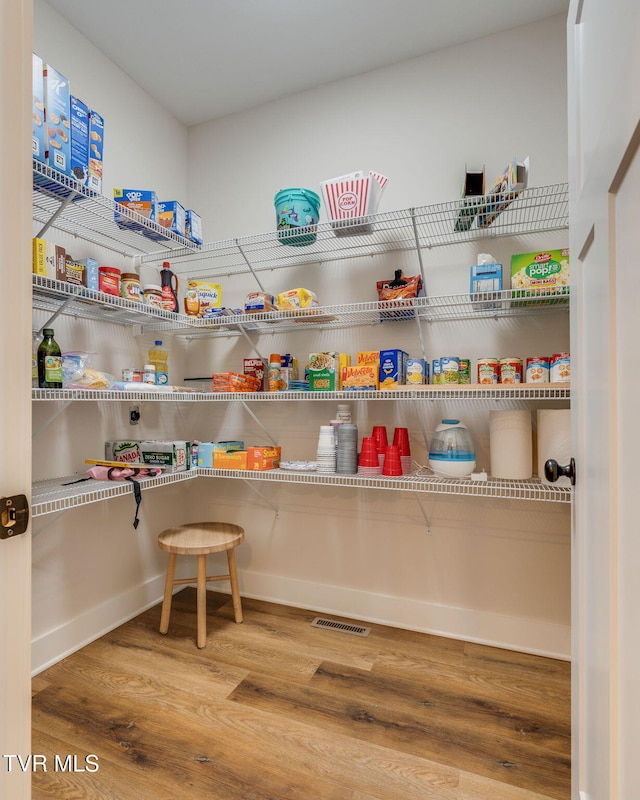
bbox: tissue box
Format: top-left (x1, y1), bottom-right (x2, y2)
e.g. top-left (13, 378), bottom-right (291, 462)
top-left (470, 263), bottom-right (503, 309)
top-left (321, 170), bottom-right (388, 236)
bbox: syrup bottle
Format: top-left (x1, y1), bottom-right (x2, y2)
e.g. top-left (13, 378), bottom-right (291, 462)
top-left (160, 261), bottom-right (179, 312)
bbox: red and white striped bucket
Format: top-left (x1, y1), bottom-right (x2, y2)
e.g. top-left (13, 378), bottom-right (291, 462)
top-left (321, 170), bottom-right (388, 236)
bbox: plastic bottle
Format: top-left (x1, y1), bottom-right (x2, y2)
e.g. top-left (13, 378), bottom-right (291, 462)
top-left (268, 353), bottom-right (282, 392)
top-left (37, 328), bottom-right (62, 388)
top-left (143, 364), bottom-right (156, 384)
top-left (160, 261), bottom-right (179, 312)
top-left (148, 340), bottom-right (169, 385)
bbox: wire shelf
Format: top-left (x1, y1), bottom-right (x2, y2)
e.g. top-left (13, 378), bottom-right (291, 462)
top-left (143, 183), bottom-right (569, 278)
top-left (32, 385), bottom-right (571, 402)
top-left (32, 160), bottom-right (199, 256)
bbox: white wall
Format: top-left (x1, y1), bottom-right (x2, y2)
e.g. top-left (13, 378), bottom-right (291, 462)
top-left (31, 6), bottom-right (571, 672)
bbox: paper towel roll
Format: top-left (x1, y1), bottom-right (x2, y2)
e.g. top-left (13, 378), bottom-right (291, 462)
top-left (537, 409), bottom-right (571, 485)
top-left (489, 410), bottom-right (533, 479)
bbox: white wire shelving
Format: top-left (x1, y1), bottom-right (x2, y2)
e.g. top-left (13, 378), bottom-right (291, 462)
top-left (31, 465), bottom-right (571, 518)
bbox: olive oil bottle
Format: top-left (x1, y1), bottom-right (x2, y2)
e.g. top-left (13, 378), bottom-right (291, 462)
top-left (37, 328), bottom-right (63, 388)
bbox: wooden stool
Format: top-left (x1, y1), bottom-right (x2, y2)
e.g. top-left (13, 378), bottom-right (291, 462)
top-left (158, 522), bottom-right (244, 649)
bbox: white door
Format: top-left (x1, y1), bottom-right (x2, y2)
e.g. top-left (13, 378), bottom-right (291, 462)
top-left (567, 1), bottom-right (640, 798)
top-left (0, 0), bottom-right (33, 798)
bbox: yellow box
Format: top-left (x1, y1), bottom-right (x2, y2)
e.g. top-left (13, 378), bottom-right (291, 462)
top-left (276, 287), bottom-right (318, 311)
top-left (32, 238), bottom-right (46, 276)
top-left (246, 446), bottom-right (281, 471)
top-left (213, 450), bottom-right (247, 470)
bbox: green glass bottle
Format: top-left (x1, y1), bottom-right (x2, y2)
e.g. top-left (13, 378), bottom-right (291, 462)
top-left (37, 328), bottom-right (63, 389)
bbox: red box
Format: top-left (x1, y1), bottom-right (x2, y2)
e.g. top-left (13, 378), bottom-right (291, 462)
top-left (243, 358), bottom-right (267, 391)
top-left (246, 446), bottom-right (281, 471)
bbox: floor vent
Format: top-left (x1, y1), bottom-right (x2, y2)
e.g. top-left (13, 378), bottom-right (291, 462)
top-left (310, 617), bottom-right (371, 637)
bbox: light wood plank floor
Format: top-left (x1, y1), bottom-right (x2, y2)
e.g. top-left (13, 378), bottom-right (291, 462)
top-left (32, 589), bottom-right (570, 800)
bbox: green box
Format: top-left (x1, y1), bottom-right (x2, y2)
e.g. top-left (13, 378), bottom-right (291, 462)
top-left (510, 248), bottom-right (570, 306)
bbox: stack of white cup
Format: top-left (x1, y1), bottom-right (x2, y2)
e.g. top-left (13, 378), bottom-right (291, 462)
top-left (316, 425), bottom-right (337, 474)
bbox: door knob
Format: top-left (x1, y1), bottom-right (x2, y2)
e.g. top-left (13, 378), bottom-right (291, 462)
top-left (544, 458), bottom-right (576, 486)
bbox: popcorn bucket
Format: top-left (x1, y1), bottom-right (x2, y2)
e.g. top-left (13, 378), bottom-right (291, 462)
top-left (321, 170), bottom-right (388, 237)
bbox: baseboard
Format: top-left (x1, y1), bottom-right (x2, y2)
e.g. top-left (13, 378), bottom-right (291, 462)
top-left (239, 570), bottom-right (571, 660)
top-left (31, 573), bottom-right (166, 676)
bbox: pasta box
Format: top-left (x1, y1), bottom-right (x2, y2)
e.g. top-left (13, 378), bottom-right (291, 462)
top-left (246, 446), bottom-right (281, 471)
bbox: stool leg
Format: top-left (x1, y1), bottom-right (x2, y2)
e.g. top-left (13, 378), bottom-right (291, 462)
top-left (159, 553), bottom-right (177, 635)
top-left (227, 547), bottom-right (243, 624)
top-left (197, 554), bottom-right (207, 649)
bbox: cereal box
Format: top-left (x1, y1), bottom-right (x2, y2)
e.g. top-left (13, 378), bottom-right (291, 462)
top-left (477, 157), bottom-right (529, 228)
top-left (157, 201), bottom-right (186, 238)
top-left (43, 64), bottom-right (71, 177)
top-left (379, 349), bottom-right (408, 389)
top-left (69, 95), bottom-right (89, 185)
top-left (32, 54), bottom-right (46, 164)
top-left (114, 189), bottom-right (157, 231)
top-left (87, 110), bottom-right (104, 193)
top-left (246, 446), bottom-right (281, 471)
top-left (185, 210), bottom-right (203, 245)
top-left (510, 248), bottom-right (570, 306)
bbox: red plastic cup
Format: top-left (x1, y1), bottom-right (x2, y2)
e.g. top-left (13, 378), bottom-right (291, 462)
top-left (393, 427), bottom-right (411, 456)
top-left (372, 425), bottom-right (388, 453)
top-left (382, 444), bottom-right (403, 476)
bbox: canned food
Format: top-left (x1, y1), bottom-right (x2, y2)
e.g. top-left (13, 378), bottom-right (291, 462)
top-left (431, 358), bottom-right (442, 385)
top-left (122, 367), bottom-right (135, 382)
top-left (525, 356), bottom-right (550, 383)
top-left (550, 352), bottom-right (571, 382)
top-left (98, 266), bottom-right (121, 296)
top-left (499, 357), bottom-right (523, 384)
top-left (441, 356), bottom-right (460, 384)
top-left (477, 358), bottom-right (499, 384)
top-left (458, 358), bottom-right (471, 385)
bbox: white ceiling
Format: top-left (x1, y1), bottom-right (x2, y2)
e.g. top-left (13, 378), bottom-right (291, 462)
top-left (44, 0), bottom-right (569, 127)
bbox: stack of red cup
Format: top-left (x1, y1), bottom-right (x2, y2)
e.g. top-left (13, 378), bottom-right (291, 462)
top-left (371, 425), bottom-right (388, 468)
top-left (392, 427), bottom-right (412, 475)
top-left (358, 436), bottom-right (382, 475)
top-left (382, 444), bottom-right (403, 476)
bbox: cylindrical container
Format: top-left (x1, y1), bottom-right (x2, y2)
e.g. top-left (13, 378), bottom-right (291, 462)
top-left (537, 409), bottom-right (572, 485)
top-left (441, 356), bottom-right (460, 384)
top-left (431, 358), bottom-right (442, 385)
top-left (382, 445), bottom-right (403, 476)
top-left (489, 410), bottom-right (533, 480)
top-left (274, 187), bottom-right (321, 247)
top-left (458, 358), bottom-right (471, 384)
top-left (499, 357), bottom-right (523, 384)
top-left (120, 273), bottom-right (141, 303)
top-left (142, 364), bottom-right (156, 384)
top-left (336, 404), bottom-right (352, 423)
top-left (550, 352), bottom-right (571, 383)
top-left (131, 370), bottom-right (143, 382)
top-left (148, 340), bottom-right (169, 385)
top-left (477, 358), bottom-right (499, 384)
top-left (32, 332), bottom-right (39, 388)
top-left (268, 353), bottom-right (282, 391)
top-left (525, 356), bottom-right (550, 383)
top-left (406, 358), bottom-right (427, 385)
top-left (184, 286), bottom-right (200, 316)
top-left (336, 423), bottom-right (358, 474)
top-left (99, 266), bottom-right (121, 296)
top-left (122, 367), bottom-right (135, 382)
top-left (143, 284), bottom-right (163, 307)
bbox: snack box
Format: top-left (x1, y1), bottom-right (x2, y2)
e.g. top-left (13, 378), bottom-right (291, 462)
top-left (105, 440), bottom-right (143, 464)
top-left (246, 446), bottom-right (281, 471)
top-left (157, 200), bottom-right (186, 238)
top-left (43, 63), bottom-right (71, 177)
top-left (87, 110), bottom-right (104, 193)
top-left (32, 54), bottom-right (46, 164)
top-left (341, 365), bottom-right (378, 391)
top-left (470, 262), bottom-right (503, 310)
top-left (185, 210), bottom-right (203, 245)
top-left (138, 440), bottom-right (190, 473)
top-left (69, 95), bottom-right (89, 185)
top-left (32, 238), bottom-right (46, 276)
top-left (510, 248), bottom-right (570, 305)
top-left (244, 358), bottom-right (267, 391)
top-left (213, 450), bottom-right (248, 470)
top-left (379, 349), bottom-right (408, 389)
top-left (114, 188), bottom-right (157, 231)
top-left (64, 256), bottom-right (85, 286)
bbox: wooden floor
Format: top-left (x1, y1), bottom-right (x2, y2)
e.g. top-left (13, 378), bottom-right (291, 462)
top-left (32, 589), bottom-right (571, 800)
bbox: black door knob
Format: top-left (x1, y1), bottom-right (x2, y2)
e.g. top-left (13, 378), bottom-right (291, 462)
top-left (544, 457), bottom-right (576, 486)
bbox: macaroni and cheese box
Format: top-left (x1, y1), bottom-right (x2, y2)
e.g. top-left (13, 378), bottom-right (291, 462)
top-left (379, 349), bottom-right (408, 389)
top-left (43, 64), bottom-right (71, 177)
top-left (87, 110), bottom-right (104, 193)
top-left (246, 446), bottom-right (281, 471)
top-left (69, 95), bottom-right (90, 185)
top-left (213, 450), bottom-right (248, 470)
top-left (157, 201), bottom-right (186, 238)
top-left (114, 189), bottom-right (156, 231)
top-left (32, 54), bottom-right (46, 164)
top-left (510, 248), bottom-right (570, 306)
top-left (341, 365), bottom-right (378, 391)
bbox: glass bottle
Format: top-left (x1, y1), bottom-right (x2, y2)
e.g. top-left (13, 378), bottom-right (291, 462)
top-left (37, 328), bottom-right (62, 389)
top-left (32, 331), bottom-right (40, 388)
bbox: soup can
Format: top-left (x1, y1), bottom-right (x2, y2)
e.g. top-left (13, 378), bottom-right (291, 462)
top-left (441, 356), bottom-right (460, 384)
top-left (431, 358), bottom-right (442, 385)
top-left (550, 352), bottom-right (571, 382)
top-left (477, 358), bottom-right (499, 384)
top-left (525, 356), bottom-right (550, 383)
top-left (499, 357), bottom-right (523, 384)
top-left (458, 358), bottom-right (471, 384)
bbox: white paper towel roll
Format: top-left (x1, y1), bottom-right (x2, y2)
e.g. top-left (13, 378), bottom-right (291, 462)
top-left (489, 410), bottom-right (533, 479)
top-left (537, 409), bottom-right (571, 485)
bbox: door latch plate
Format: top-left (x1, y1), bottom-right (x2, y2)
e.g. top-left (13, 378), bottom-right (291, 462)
top-left (1, 494), bottom-right (30, 539)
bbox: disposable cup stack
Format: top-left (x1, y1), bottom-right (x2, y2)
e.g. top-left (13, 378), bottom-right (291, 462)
top-left (358, 436), bottom-right (382, 476)
top-left (336, 423), bottom-right (358, 474)
top-left (316, 425), bottom-right (336, 474)
top-left (382, 444), bottom-right (403, 477)
top-left (372, 425), bottom-right (389, 468)
top-left (393, 427), bottom-right (412, 475)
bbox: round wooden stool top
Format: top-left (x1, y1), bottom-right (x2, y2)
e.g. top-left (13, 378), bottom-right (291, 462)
top-left (158, 522), bottom-right (244, 555)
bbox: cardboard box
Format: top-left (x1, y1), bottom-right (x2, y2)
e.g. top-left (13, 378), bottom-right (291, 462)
top-left (454, 164), bottom-right (485, 232)
top-left (186, 280), bottom-right (222, 316)
top-left (54, 245), bottom-right (66, 282)
top-left (114, 188), bottom-right (156, 231)
top-left (470, 262), bottom-right (503, 310)
top-left (379, 349), bottom-right (408, 389)
top-left (157, 200), bottom-right (186, 237)
top-left (244, 358), bottom-right (267, 391)
top-left (138, 440), bottom-right (190, 473)
top-left (32, 238), bottom-right (46, 276)
top-left (43, 63), bottom-right (71, 177)
top-left (477, 157), bottom-right (529, 228)
top-left (246, 446), bottom-right (281, 471)
top-left (64, 256), bottom-right (85, 286)
top-left (341, 365), bottom-right (378, 391)
top-left (105, 440), bottom-right (143, 464)
top-left (79, 257), bottom-right (99, 291)
top-left (196, 441), bottom-right (244, 468)
top-left (69, 95), bottom-right (89, 185)
top-left (510, 248), bottom-right (570, 305)
top-left (88, 110), bottom-right (104, 193)
top-left (213, 450), bottom-right (248, 470)
top-left (32, 54), bottom-right (46, 164)
top-left (308, 352), bottom-right (343, 391)
top-left (185, 210), bottom-right (203, 245)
